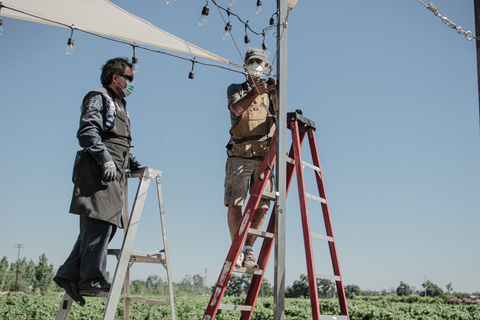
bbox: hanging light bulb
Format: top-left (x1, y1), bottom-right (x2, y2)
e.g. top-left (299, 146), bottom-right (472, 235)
top-left (262, 42), bottom-right (270, 58)
top-left (132, 56), bottom-right (139, 73)
top-left (244, 34), bottom-right (251, 52)
top-left (198, 5), bottom-right (209, 26)
top-left (269, 13), bottom-right (278, 37)
top-left (256, 0), bottom-right (262, 14)
top-left (189, 59), bottom-right (195, 79)
top-left (66, 37), bottom-right (74, 55)
top-left (0, 17), bottom-right (3, 36)
top-left (131, 46), bottom-right (139, 73)
top-left (222, 22), bottom-right (232, 40)
top-left (229, 0), bottom-right (236, 6)
top-left (66, 28), bottom-right (74, 55)
top-left (165, 0), bottom-right (175, 4)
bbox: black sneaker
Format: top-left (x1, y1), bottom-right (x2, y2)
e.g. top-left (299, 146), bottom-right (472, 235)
top-left (53, 276), bottom-right (86, 307)
top-left (79, 280), bottom-right (111, 295)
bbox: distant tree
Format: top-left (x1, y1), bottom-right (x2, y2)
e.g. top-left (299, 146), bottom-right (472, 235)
top-left (344, 285), bottom-right (362, 299)
top-left (420, 280), bottom-right (444, 298)
top-left (446, 283), bottom-right (453, 294)
top-left (0, 257), bottom-right (8, 291)
top-left (23, 259), bottom-right (36, 290)
top-left (396, 281), bottom-right (413, 296)
top-left (34, 254), bottom-right (54, 292)
top-left (225, 274), bottom-right (245, 296)
top-left (261, 279), bottom-right (272, 297)
top-left (318, 279), bottom-right (336, 298)
top-left (285, 274), bottom-right (309, 298)
top-left (192, 274), bottom-right (205, 295)
top-left (6, 262), bottom-right (16, 291)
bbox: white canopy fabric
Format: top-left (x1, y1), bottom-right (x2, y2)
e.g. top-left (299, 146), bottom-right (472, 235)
top-left (0, 0), bottom-right (228, 64)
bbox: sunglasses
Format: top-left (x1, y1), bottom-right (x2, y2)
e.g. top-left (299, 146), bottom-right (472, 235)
top-left (118, 74), bottom-right (134, 82)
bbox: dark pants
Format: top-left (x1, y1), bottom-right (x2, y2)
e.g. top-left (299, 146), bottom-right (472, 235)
top-left (56, 215), bottom-right (117, 288)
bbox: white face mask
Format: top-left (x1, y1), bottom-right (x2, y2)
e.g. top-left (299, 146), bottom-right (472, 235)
top-left (246, 62), bottom-right (263, 78)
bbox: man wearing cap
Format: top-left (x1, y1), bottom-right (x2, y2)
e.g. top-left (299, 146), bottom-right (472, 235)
top-left (225, 48), bottom-right (278, 270)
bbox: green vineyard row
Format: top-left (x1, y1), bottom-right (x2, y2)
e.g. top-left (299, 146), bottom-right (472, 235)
top-left (1, 294), bottom-right (480, 320)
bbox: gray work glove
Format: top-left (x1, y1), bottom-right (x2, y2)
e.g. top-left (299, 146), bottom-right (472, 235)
top-left (102, 160), bottom-right (116, 182)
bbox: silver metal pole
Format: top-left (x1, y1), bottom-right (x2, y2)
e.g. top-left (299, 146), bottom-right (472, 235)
top-left (273, 0), bottom-right (288, 319)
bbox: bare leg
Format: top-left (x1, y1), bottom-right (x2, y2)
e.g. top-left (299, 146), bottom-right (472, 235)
top-left (227, 204), bottom-right (243, 241)
top-left (228, 205), bottom-right (267, 246)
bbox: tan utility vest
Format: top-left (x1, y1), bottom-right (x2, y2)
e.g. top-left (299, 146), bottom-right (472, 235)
top-left (227, 92), bottom-right (275, 157)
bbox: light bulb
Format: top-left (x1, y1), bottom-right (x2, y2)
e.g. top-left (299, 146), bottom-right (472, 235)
top-left (229, 0), bottom-right (236, 6)
top-left (0, 18), bottom-right (3, 36)
top-left (262, 43), bottom-right (270, 58)
top-left (198, 5), bottom-right (209, 26)
top-left (132, 57), bottom-right (139, 73)
top-left (189, 71), bottom-right (194, 79)
top-left (256, 0), bottom-right (262, 14)
top-left (165, 0), bottom-right (175, 4)
top-left (66, 37), bottom-right (74, 55)
top-left (222, 22), bottom-right (231, 40)
top-left (244, 35), bottom-right (251, 52)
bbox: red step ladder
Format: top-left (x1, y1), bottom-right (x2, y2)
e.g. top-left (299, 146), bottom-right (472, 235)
top-left (203, 111), bottom-right (349, 320)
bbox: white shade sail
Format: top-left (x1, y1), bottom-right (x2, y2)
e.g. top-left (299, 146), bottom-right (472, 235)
top-left (0, 0), bottom-right (228, 64)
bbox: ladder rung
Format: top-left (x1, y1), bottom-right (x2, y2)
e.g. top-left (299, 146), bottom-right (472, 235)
top-left (233, 266), bottom-right (263, 275)
top-left (310, 232), bottom-right (333, 242)
top-left (218, 304), bottom-right (252, 311)
top-left (248, 228), bottom-right (274, 239)
top-left (305, 192), bottom-right (326, 203)
top-left (261, 190), bottom-right (276, 201)
top-left (285, 156), bottom-right (321, 174)
top-left (320, 316), bottom-right (348, 320)
top-left (80, 292), bottom-right (109, 298)
top-left (108, 249), bottom-right (165, 262)
top-left (126, 296), bottom-right (171, 306)
top-left (316, 273), bottom-right (341, 281)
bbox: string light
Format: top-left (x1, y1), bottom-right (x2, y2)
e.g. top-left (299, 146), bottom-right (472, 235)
top-left (222, 11), bottom-right (232, 40)
top-left (0, 3), bottom-right (260, 78)
top-left (132, 45), bottom-right (139, 73)
top-left (189, 58), bottom-right (196, 79)
top-left (269, 12), bottom-right (278, 37)
top-left (165, 0), bottom-right (175, 5)
top-left (198, 2), bottom-right (209, 26)
top-left (244, 23), bottom-right (251, 52)
top-left (66, 28), bottom-right (74, 55)
top-left (223, 22), bottom-right (232, 40)
top-left (256, 0), bottom-right (262, 15)
top-left (262, 33), bottom-right (270, 57)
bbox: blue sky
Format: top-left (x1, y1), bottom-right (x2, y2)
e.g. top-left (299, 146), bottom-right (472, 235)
top-left (1, 0), bottom-right (479, 295)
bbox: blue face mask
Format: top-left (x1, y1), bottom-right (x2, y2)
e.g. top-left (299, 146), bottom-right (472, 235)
top-left (122, 80), bottom-right (134, 97)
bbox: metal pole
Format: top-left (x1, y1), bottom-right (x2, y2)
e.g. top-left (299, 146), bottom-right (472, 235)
top-left (14, 244), bottom-right (23, 292)
top-left (274, 0), bottom-right (288, 319)
top-left (475, 0), bottom-right (480, 132)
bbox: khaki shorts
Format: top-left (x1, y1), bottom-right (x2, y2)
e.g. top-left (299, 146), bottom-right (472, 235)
top-left (224, 156), bottom-right (273, 209)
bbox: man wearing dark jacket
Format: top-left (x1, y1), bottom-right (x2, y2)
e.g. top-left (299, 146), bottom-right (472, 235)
top-left (53, 57), bottom-right (144, 307)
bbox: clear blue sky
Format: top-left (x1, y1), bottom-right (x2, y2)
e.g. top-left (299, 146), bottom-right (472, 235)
top-left (1, 0), bottom-right (479, 295)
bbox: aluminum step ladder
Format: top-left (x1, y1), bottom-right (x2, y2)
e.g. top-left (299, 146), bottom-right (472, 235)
top-left (203, 111), bottom-right (349, 320)
top-left (55, 168), bottom-right (176, 320)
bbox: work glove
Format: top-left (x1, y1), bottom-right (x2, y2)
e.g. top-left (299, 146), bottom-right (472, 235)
top-left (129, 156), bottom-right (146, 174)
top-left (102, 160), bottom-right (116, 182)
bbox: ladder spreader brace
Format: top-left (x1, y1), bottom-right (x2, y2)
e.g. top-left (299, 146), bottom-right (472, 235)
top-left (204, 111), bottom-right (349, 320)
top-left (55, 168), bottom-right (176, 320)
